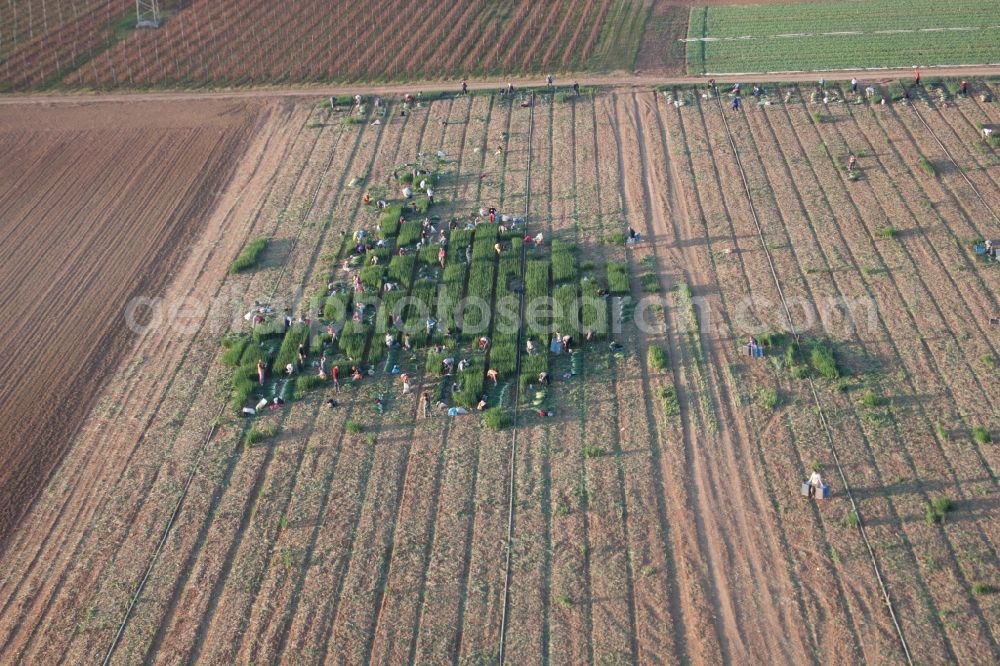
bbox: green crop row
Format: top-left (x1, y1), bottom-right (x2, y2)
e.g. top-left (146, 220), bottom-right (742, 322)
top-left (273, 322), bottom-right (310, 373)
top-left (229, 236), bottom-right (269, 274)
top-left (388, 254), bottom-right (416, 288)
top-left (397, 220), bottom-right (423, 246)
top-left (606, 261), bottom-right (630, 295)
top-left (553, 283), bottom-right (580, 337)
top-left (551, 240), bottom-right (577, 283)
top-left (378, 204), bottom-right (404, 238)
top-left (580, 278), bottom-right (608, 338)
top-left (340, 320), bottom-right (370, 362)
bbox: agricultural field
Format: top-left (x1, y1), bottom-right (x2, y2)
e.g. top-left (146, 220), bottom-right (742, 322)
top-left (1, 0), bottom-right (657, 92)
top-left (1, 80), bottom-right (998, 663)
top-left (0, 0), bottom-right (133, 91)
top-left (0, 97), bottom-right (260, 545)
top-left (687, 0), bottom-right (1000, 74)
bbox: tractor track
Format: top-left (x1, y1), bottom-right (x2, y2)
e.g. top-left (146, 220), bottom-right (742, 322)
top-left (711, 83), bottom-right (914, 666)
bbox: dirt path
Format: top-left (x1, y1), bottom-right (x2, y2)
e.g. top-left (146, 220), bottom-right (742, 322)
top-left (3, 64), bottom-right (1000, 107)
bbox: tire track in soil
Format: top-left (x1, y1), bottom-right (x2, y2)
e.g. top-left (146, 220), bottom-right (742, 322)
top-left (581, 92), bottom-right (685, 664)
top-left (648, 88), bottom-right (828, 663)
top-left (666, 88), bottom-right (871, 665)
top-left (619, 88), bottom-right (754, 663)
top-left (621, 90), bottom-right (814, 664)
top-left (703, 89), bottom-right (926, 665)
top-left (744, 89), bottom-right (998, 660)
top-left (0, 104), bottom-right (283, 664)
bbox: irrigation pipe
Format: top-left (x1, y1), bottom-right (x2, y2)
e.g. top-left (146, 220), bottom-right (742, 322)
top-left (710, 83), bottom-right (914, 666)
top-left (498, 91), bottom-right (535, 666)
top-left (102, 106), bottom-right (344, 665)
top-left (905, 95), bottom-right (1000, 226)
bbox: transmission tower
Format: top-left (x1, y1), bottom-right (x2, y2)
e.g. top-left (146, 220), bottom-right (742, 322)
top-left (136, 0), bottom-right (161, 28)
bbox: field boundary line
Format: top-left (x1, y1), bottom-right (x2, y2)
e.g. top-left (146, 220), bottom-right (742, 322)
top-left (498, 91), bottom-right (534, 666)
top-left (710, 83), bottom-right (914, 666)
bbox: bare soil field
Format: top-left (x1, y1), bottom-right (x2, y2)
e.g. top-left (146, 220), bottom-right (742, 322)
top-left (0, 98), bottom-right (262, 544)
top-left (0, 82), bottom-right (998, 664)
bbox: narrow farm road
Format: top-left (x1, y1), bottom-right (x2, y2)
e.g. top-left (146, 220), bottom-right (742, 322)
top-left (3, 64), bottom-right (1000, 107)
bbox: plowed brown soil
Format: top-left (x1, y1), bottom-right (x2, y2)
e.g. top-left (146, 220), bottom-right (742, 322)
top-left (0, 99), bottom-right (261, 543)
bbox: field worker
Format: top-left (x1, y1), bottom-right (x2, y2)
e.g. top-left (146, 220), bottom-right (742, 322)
top-left (419, 178), bottom-right (427, 190)
top-left (539, 371), bottom-right (551, 386)
top-left (573, 81), bottom-right (580, 95)
top-left (438, 247), bottom-right (447, 267)
top-left (402, 185), bottom-right (413, 199)
top-left (426, 187), bottom-right (434, 204)
top-left (403, 333), bottom-right (412, 350)
top-left (487, 368), bottom-right (499, 385)
top-left (534, 232), bottom-right (544, 246)
top-left (257, 359), bottom-right (266, 386)
top-left (546, 74), bottom-right (554, 88)
top-left (808, 469), bottom-right (823, 499)
top-left (495, 242), bottom-right (502, 256)
top-left (461, 80), bottom-right (468, 95)
top-left (332, 364), bottom-right (340, 390)
top-left (401, 373), bottom-right (411, 394)
top-left (848, 153), bottom-right (857, 171)
top-left (420, 391), bottom-right (431, 417)
top-left (732, 96), bottom-right (741, 112)
top-left (960, 80), bottom-right (969, 96)
top-left (425, 317), bottom-right (437, 334)
top-left (914, 69), bottom-right (921, 86)
top-left (495, 144), bottom-right (504, 157)
top-left (477, 396), bottom-right (488, 411)
top-left (319, 355), bottom-right (328, 379)
top-left (465, 245), bottom-right (472, 263)
top-left (865, 85), bottom-right (875, 98)
top-left (526, 338), bottom-right (536, 355)
top-left (354, 94), bottom-right (362, 105)
top-left (298, 343), bottom-right (307, 367)
top-left (385, 332), bottom-right (395, 348)
top-left (363, 192), bottom-right (371, 205)
top-left (285, 363), bottom-right (295, 376)
top-left (479, 336), bottom-right (490, 351)
top-left (851, 77), bottom-right (858, 93)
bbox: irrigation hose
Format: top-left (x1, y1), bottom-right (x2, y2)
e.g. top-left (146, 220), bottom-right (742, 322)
top-left (710, 83), bottom-right (914, 666)
top-left (905, 97), bottom-right (1000, 226)
top-left (498, 91), bottom-right (534, 666)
